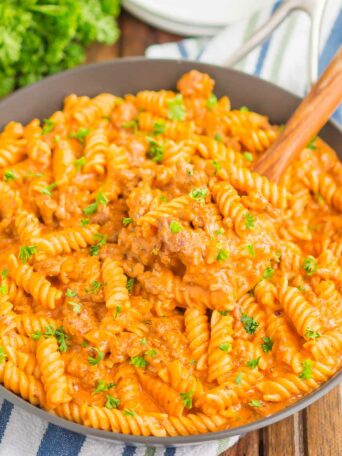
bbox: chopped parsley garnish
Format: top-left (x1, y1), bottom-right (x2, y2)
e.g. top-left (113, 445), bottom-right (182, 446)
top-left (299, 359), bottom-right (313, 380)
top-left (3, 170), bottom-right (16, 182)
top-left (89, 233), bottom-right (107, 256)
top-left (240, 106), bottom-right (249, 113)
top-left (152, 120), bottom-right (166, 135)
top-left (1, 268), bottom-right (8, 280)
top-left (297, 285), bottom-right (306, 292)
top-left (217, 249), bottom-right (229, 262)
top-left (114, 306), bottom-right (121, 319)
top-left (83, 191), bottom-right (108, 216)
top-left (31, 331), bottom-right (43, 341)
top-left (130, 356), bottom-right (148, 368)
top-left (245, 212), bottom-right (255, 229)
top-left (140, 338), bottom-right (147, 346)
top-left (241, 313), bottom-right (259, 335)
top-left (74, 156), bottom-right (86, 171)
top-left (168, 94), bottom-right (186, 121)
top-left (66, 288), bottom-right (77, 298)
top-left (214, 133), bottom-right (222, 142)
top-left (302, 256), bottom-right (318, 275)
top-left (214, 228), bottom-right (225, 236)
top-left (261, 337), bottom-right (273, 353)
top-left (88, 348), bottom-right (104, 365)
top-left (81, 218), bottom-right (90, 227)
top-left (81, 341), bottom-right (89, 348)
top-left (263, 267), bottom-right (274, 279)
top-left (219, 343), bottom-right (231, 352)
top-left (212, 160), bottom-right (221, 174)
top-left (126, 278), bottom-right (135, 293)
top-left (248, 400), bottom-right (262, 408)
top-left (235, 373), bottom-right (243, 385)
top-left (145, 349), bottom-right (158, 358)
top-left (34, 325), bottom-right (70, 352)
top-left (219, 310), bottom-right (229, 316)
top-left (105, 395), bottom-right (120, 409)
top-left (94, 380), bottom-right (115, 394)
top-left (180, 390), bottom-right (193, 409)
top-left (0, 285), bottom-right (8, 295)
top-left (0, 347), bottom-right (7, 364)
top-left (207, 94), bottom-right (218, 110)
top-left (160, 195), bottom-right (167, 203)
top-left (246, 244), bottom-right (255, 257)
top-left (189, 187), bottom-right (208, 202)
top-left (170, 221), bottom-right (183, 234)
top-left (18, 245), bottom-right (37, 263)
top-left (86, 280), bottom-right (104, 294)
top-left (243, 152), bottom-right (253, 162)
top-left (305, 328), bottom-right (321, 340)
top-left (41, 119), bottom-right (55, 135)
top-left (68, 301), bottom-right (81, 314)
top-left (83, 202), bottom-right (98, 215)
top-left (246, 357), bottom-right (261, 369)
top-left (122, 119), bottom-right (139, 132)
top-left (40, 183), bottom-right (57, 197)
top-left (69, 128), bottom-right (90, 144)
top-left (147, 137), bottom-right (164, 163)
top-left (123, 409), bottom-right (136, 416)
top-left (122, 217), bottom-right (132, 226)
top-left (96, 191), bottom-right (109, 206)
top-left (306, 136), bottom-right (317, 150)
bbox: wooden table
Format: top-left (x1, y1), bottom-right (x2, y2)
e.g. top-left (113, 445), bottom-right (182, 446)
top-left (86, 11), bottom-right (342, 456)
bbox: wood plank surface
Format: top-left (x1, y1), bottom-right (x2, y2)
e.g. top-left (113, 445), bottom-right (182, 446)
top-left (86, 10), bottom-right (342, 456)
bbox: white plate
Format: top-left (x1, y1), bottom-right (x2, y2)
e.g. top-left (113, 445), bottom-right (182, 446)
top-left (123, 0), bottom-right (273, 36)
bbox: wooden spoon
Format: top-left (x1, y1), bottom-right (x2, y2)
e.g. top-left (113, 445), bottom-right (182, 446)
top-left (253, 47), bottom-right (342, 182)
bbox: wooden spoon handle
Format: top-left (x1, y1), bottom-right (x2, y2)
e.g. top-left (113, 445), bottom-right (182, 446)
top-left (253, 47), bottom-right (342, 182)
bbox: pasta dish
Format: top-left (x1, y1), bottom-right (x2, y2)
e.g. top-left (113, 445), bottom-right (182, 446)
top-left (0, 70), bottom-right (341, 437)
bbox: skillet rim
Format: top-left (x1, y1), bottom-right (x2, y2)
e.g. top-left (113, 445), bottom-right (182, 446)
top-left (0, 56), bottom-right (341, 447)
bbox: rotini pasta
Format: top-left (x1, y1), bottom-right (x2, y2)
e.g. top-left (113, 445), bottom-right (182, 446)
top-left (0, 70), bottom-right (340, 437)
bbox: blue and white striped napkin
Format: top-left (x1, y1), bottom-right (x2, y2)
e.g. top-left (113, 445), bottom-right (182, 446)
top-left (0, 2), bottom-right (341, 456)
top-left (147, 0), bottom-right (342, 124)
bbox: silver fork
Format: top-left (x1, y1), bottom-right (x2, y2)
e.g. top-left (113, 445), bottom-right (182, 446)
top-left (220, 0), bottom-right (327, 88)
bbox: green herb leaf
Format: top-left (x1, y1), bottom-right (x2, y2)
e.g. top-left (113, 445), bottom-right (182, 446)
top-left (152, 120), bottom-right (166, 135)
top-left (105, 395), bottom-right (120, 409)
top-left (114, 306), bottom-right (121, 319)
top-left (3, 170), bottom-right (16, 182)
top-left (207, 94), bottom-right (218, 110)
top-left (147, 137), bottom-right (164, 163)
top-left (123, 408), bottom-right (136, 416)
top-left (219, 343), bottom-right (231, 352)
top-left (74, 156), bottom-right (86, 171)
top-left (126, 278), bottom-right (135, 293)
top-left (55, 326), bottom-right (70, 352)
top-left (68, 301), bottom-right (81, 313)
top-left (145, 349), bottom-right (158, 358)
top-left (96, 191), bottom-right (109, 206)
top-left (246, 357), bottom-right (261, 369)
top-left (0, 347), bottom-right (7, 364)
top-left (140, 338), bottom-right (147, 346)
top-left (69, 128), bottom-right (90, 144)
top-left (240, 106), bottom-right (249, 113)
top-left (212, 160), bottom-right (221, 174)
top-left (189, 187), bottom-right (208, 202)
top-left (83, 202), bottom-right (98, 215)
top-left (217, 249), bottom-right (229, 262)
top-left (0, 285), bottom-right (8, 295)
top-left (66, 288), bottom-right (77, 298)
top-left (122, 119), bottom-right (139, 132)
top-left (86, 280), bottom-right (104, 294)
top-left (219, 310), bottom-right (229, 316)
top-left (214, 228), bottom-right (225, 236)
top-left (243, 152), bottom-right (253, 162)
top-left (41, 119), bottom-right (55, 135)
top-left (235, 373), bottom-right (243, 385)
top-left (261, 337), bottom-right (274, 353)
top-left (263, 267), bottom-right (274, 279)
top-left (246, 244), bottom-right (255, 257)
top-left (81, 218), bottom-right (90, 226)
top-left (130, 356), bottom-right (148, 368)
top-left (245, 212), bottom-right (255, 229)
top-left (180, 390), bottom-right (193, 408)
top-left (306, 136), bottom-right (317, 150)
top-left (214, 133), bottom-right (222, 142)
top-left (248, 399), bottom-right (262, 408)
top-left (302, 256), bottom-right (318, 276)
top-left (170, 221), bottom-right (183, 234)
top-left (241, 313), bottom-right (259, 335)
top-left (122, 217), bottom-right (132, 226)
top-left (19, 245), bottom-right (37, 263)
top-left (40, 183), bottom-right (57, 197)
top-left (299, 359), bottom-right (313, 380)
top-left (88, 348), bottom-right (105, 366)
top-left (94, 380), bottom-right (115, 394)
top-left (1, 268), bottom-right (8, 280)
top-left (31, 331), bottom-right (43, 341)
top-left (305, 328), bottom-right (321, 340)
top-left (168, 94), bottom-right (186, 121)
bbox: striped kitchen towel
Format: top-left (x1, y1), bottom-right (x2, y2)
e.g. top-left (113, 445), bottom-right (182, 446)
top-left (146, 0), bottom-right (342, 125)
top-left (0, 396), bottom-right (239, 455)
